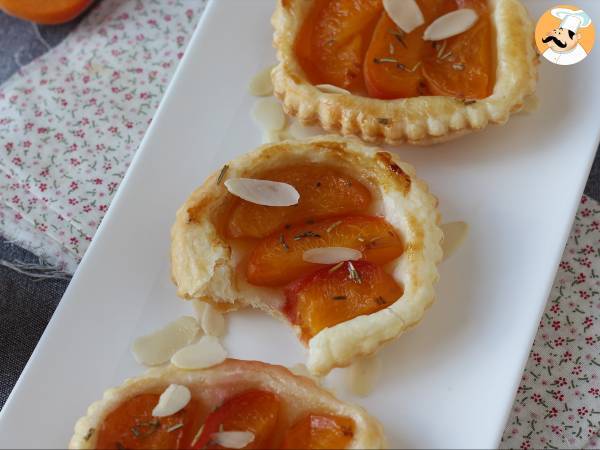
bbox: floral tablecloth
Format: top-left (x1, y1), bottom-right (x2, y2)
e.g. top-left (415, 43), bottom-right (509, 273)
top-left (0, 0), bottom-right (597, 447)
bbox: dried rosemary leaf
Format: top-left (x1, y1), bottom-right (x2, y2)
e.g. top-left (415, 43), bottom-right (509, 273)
top-left (452, 63), bottom-right (465, 71)
top-left (462, 99), bottom-right (476, 105)
top-left (326, 220), bottom-right (343, 233)
top-left (166, 423), bottom-right (184, 433)
top-left (130, 419), bottom-right (160, 439)
top-left (347, 261), bottom-right (362, 284)
top-left (294, 231), bottom-right (321, 240)
top-left (374, 57), bottom-right (398, 64)
top-left (389, 43), bottom-right (395, 54)
top-left (279, 233), bottom-right (289, 251)
top-left (332, 295), bottom-right (347, 300)
top-left (329, 261), bottom-right (344, 273)
top-left (84, 428), bottom-right (95, 441)
top-left (375, 296), bottom-right (387, 305)
top-left (377, 118), bottom-right (391, 125)
top-left (191, 425), bottom-right (205, 447)
top-left (217, 164), bottom-right (229, 185)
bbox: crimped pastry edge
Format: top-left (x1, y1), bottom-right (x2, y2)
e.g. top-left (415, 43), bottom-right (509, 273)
top-left (270, 0), bottom-right (538, 145)
top-left (69, 359), bottom-right (387, 449)
top-left (170, 136), bottom-right (443, 375)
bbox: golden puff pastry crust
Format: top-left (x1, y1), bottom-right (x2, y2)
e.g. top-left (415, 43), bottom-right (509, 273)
top-left (69, 359), bottom-right (387, 449)
top-left (171, 136), bottom-right (443, 375)
top-left (271, 0), bottom-right (538, 145)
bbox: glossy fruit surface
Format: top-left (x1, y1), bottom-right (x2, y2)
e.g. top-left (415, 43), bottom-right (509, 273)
top-left (193, 390), bottom-right (281, 449)
top-left (0, 0), bottom-right (93, 24)
top-left (246, 216), bottom-right (403, 287)
top-left (95, 394), bottom-right (203, 449)
top-left (284, 260), bottom-right (404, 339)
top-left (281, 414), bottom-right (356, 449)
top-left (227, 165), bottom-right (371, 240)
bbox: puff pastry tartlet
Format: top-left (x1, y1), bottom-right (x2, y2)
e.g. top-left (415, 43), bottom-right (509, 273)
top-left (271, 0), bottom-right (537, 145)
top-left (171, 137), bottom-right (442, 375)
top-left (70, 359), bottom-right (386, 449)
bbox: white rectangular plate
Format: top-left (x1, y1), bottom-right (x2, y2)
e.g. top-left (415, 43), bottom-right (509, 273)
top-left (1, 0), bottom-right (599, 448)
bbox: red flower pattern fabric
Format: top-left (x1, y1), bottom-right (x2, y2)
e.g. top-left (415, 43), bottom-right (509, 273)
top-left (501, 196), bottom-right (600, 449)
top-left (0, 1), bottom-right (597, 447)
top-left (0, 0), bottom-right (206, 272)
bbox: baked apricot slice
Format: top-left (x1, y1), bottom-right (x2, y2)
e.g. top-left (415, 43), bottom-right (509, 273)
top-left (246, 216), bottom-right (403, 287)
top-left (422, 0), bottom-right (493, 99)
top-left (193, 390), bottom-right (281, 450)
top-left (364, 0), bottom-right (457, 99)
top-left (95, 394), bottom-right (203, 450)
top-left (284, 260), bottom-right (404, 340)
top-left (294, 0), bottom-right (382, 91)
top-left (281, 414), bottom-right (355, 449)
top-left (227, 165), bottom-right (371, 239)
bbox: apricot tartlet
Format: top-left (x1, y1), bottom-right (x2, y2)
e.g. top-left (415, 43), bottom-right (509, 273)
top-left (271, 0), bottom-right (537, 145)
top-left (171, 137), bottom-right (442, 375)
top-left (69, 359), bottom-right (386, 449)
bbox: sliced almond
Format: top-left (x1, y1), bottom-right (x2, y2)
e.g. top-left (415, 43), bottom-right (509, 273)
top-left (423, 9), bottom-right (478, 41)
top-left (249, 65), bottom-right (274, 97)
top-left (251, 98), bottom-right (286, 132)
top-left (132, 316), bottom-right (200, 366)
top-left (152, 384), bottom-right (191, 417)
top-left (224, 178), bottom-right (299, 207)
top-left (440, 221), bottom-right (469, 261)
top-left (303, 247), bottom-right (362, 265)
top-left (191, 299), bottom-right (208, 322)
top-left (315, 84), bottom-right (351, 95)
top-left (201, 303), bottom-right (226, 337)
top-left (383, 0), bottom-right (424, 34)
top-left (344, 354), bottom-right (382, 397)
top-left (171, 336), bottom-right (227, 370)
top-left (210, 431), bottom-right (255, 449)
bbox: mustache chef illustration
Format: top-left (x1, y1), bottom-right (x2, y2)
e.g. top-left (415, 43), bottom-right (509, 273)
top-left (542, 8), bottom-right (591, 65)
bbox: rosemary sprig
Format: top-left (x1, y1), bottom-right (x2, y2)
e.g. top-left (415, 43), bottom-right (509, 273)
top-left (462, 99), bottom-right (476, 105)
top-left (332, 295), bottom-right (347, 300)
top-left (217, 164), bottom-right (229, 185)
top-left (347, 261), bottom-right (362, 284)
top-left (84, 428), bottom-right (95, 441)
top-left (329, 261), bottom-right (345, 273)
top-left (389, 43), bottom-right (395, 54)
top-left (377, 118), bottom-right (391, 125)
top-left (294, 231), bottom-right (321, 240)
top-left (387, 29), bottom-right (407, 48)
top-left (191, 425), bottom-right (205, 447)
top-left (374, 57), bottom-right (399, 64)
top-left (375, 296), bottom-right (387, 305)
top-left (326, 220), bottom-right (343, 233)
top-left (279, 233), bottom-right (289, 251)
top-left (166, 423), bottom-right (184, 433)
top-left (452, 63), bottom-right (465, 71)
top-left (131, 419), bottom-right (160, 438)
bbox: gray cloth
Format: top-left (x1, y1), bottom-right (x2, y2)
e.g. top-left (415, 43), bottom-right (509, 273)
top-left (0, 7), bottom-right (598, 413)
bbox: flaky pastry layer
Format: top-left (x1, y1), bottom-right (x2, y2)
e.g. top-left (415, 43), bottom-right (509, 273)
top-left (69, 359), bottom-right (386, 449)
top-left (171, 137), bottom-right (442, 375)
top-left (271, 0), bottom-right (538, 145)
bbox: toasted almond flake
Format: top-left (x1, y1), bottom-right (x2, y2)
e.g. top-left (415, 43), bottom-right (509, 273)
top-left (210, 431), bottom-right (255, 449)
top-left (132, 316), bottom-right (199, 366)
top-left (191, 299), bottom-right (208, 322)
top-left (344, 354), bottom-right (382, 397)
top-left (248, 65), bottom-right (274, 97)
top-left (316, 84), bottom-right (351, 95)
top-left (152, 384), bottom-right (191, 417)
top-left (201, 303), bottom-right (226, 337)
top-left (441, 221), bottom-right (469, 261)
top-left (224, 178), bottom-right (299, 207)
top-left (303, 247), bottom-right (362, 265)
top-left (423, 9), bottom-right (478, 41)
top-left (171, 336), bottom-right (227, 370)
top-left (383, 0), bottom-right (424, 34)
top-left (251, 97), bottom-right (286, 132)
top-left (262, 128), bottom-right (284, 144)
